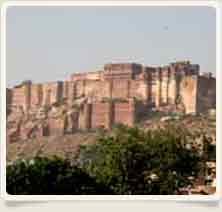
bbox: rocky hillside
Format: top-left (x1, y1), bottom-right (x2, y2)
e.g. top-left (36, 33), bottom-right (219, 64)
top-left (7, 132), bottom-right (98, 164)
top-left (7, 111), bottom-right (216, 164)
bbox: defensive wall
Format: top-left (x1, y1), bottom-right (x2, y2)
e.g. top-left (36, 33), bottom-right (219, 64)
top-left (7, 61), bottom-right (216, 139)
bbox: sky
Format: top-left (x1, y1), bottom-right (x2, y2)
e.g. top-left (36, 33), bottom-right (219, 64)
top-left (6, 6), bottom-right (216, 87)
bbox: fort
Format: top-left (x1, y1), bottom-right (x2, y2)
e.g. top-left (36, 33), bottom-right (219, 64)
top-left (6, 61), bottom-right (216, 142)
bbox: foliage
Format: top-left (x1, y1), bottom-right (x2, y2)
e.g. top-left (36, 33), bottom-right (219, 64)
top-left (7, 157), bottom-right (112, 195)
top-left (7, 125), bottom-right (202, 195)
top-left (202, 135), bottom-right (216, 161)
top-left (78, 124), bottom-right (201, 195)
top-left (101, 97), bottom-right (128, 103)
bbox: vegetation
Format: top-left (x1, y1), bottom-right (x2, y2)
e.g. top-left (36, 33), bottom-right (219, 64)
top-left (79, 124), bottom-right (201, 195)
top-left (7, 125), bottom-right (202, 195)
top-left (7, 157), bottom-right (111, 195)
top-left (101, 97), bottom-right (129, 103)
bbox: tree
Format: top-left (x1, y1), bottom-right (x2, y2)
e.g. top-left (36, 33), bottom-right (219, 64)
top-left (78, 124), bottom-right (201, 195)
top-left (7, 157), bottom-right (112, 195)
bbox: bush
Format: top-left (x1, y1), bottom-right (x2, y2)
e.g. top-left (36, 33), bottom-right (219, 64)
top-left (78, 124), bottom-right (201, 195)
top-left (7, 125), bottom-right (202, 195)
top-left (7, 157), bottom-right (112, 195)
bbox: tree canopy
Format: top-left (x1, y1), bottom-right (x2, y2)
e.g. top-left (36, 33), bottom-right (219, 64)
top-left (7, 125), bottom-right (201, 195)
top-left (78, 124), bottom-right (201, 195)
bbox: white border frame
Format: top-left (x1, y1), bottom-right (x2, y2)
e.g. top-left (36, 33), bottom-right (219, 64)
top-left (1, 0), bottom-right (221, 202)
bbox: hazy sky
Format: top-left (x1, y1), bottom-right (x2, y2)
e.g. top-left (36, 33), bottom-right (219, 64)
top-left (6, 6), bottom-right (216, 87)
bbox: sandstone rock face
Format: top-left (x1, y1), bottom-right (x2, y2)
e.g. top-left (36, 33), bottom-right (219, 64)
top-left (6, 61), bottom-right (216, 143)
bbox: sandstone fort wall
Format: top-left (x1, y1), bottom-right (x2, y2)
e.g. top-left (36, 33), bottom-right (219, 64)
top-left (196, 76), bottom-right (216, 113)
top-left (6, 61), bottom-right (216, 142)
top-left (180, 76), bottom-right (198, 114)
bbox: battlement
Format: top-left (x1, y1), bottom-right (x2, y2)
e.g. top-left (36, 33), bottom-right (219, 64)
top-left (70, 71), bottom-right (103, 81)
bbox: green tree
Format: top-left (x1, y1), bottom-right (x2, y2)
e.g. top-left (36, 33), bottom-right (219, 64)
top-left (7, 157), bottom-right (112, 195)
top-left (78, 124), bottom-right (201, 195)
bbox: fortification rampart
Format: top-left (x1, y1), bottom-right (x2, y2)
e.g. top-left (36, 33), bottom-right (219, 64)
top-left (6, 61), bottom-right (216, 142)
top-left (7, 61), bottom-right (214, 114)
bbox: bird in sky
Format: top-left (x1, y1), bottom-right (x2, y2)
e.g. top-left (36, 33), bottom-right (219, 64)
top-left (163, 26), bottom-right (169, 30)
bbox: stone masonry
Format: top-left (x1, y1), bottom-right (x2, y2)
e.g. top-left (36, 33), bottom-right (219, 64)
top-left (6, 61), bottom-right (216, 142)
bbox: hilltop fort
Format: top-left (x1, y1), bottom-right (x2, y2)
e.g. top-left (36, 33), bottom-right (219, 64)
top-left (6, 61), bottom-right (216, 142)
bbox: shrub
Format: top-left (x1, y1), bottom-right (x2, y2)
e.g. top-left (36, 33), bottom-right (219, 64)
top-left (78, 124), bottom-right (201, 195)
top-left (7, 157), bottom-right (112, 195)
top-left (7, 125), bottom-right (202, 195)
